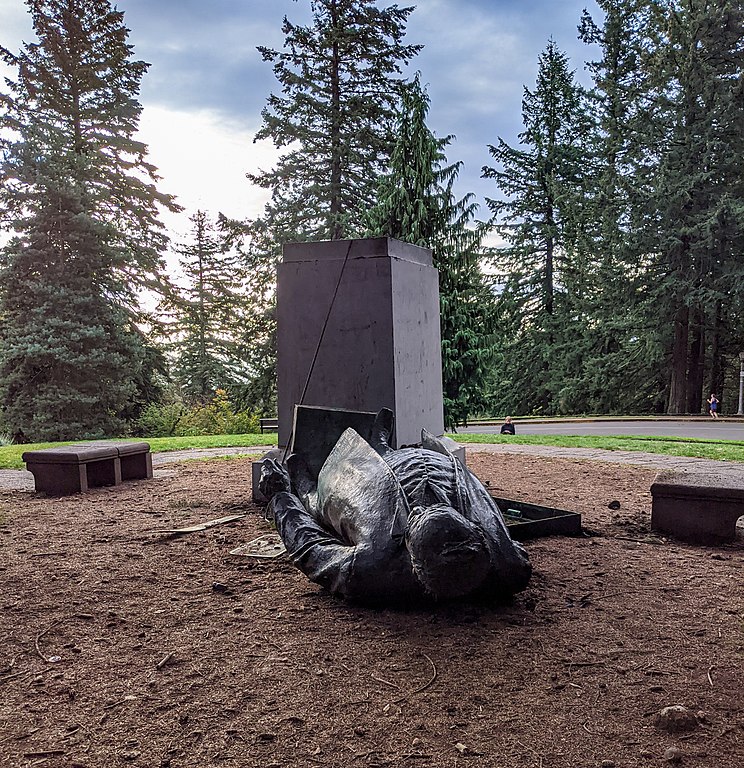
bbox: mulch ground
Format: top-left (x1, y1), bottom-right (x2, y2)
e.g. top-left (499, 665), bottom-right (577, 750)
top-left (0, 452), bottom-right (742, 768)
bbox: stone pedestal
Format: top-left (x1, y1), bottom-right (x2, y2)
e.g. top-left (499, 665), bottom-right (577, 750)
top-left (276, 237), bottom-right (445, 448)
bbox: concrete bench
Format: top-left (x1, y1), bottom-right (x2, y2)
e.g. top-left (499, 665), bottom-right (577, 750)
top-left (22, 441), bottom-right (152, 495)
top-left (260, 418), bottom-right (278, 433)
top-left (651, 470), bottom-right (744, 544)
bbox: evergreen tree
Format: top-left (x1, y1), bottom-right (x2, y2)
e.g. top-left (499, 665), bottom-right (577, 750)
top-left (0, 0), bottom-right (178, 440)
top-left (228, 216), bottom-right (280, 417)
top-left (482, 41), bottom-right (590, 415)
top-left (251, 0), bottom-right (421, 241)
top-left (205, 214), bottom-right (281, 418)
top-left (367, 76), bottom-right (496, 428)
top-left (577, 0), bottom-right (666, 414)
top-left (168, 211), bottom-right (246, 403)
top-left (635, 0), bottom-right (744, 413)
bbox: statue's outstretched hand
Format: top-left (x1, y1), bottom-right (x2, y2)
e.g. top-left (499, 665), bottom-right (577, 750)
top-left (259, 457), bottom-right (291, 500)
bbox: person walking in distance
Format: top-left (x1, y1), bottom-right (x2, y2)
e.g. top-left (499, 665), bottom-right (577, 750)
top-left (707, 394), bottom-right (719, 419)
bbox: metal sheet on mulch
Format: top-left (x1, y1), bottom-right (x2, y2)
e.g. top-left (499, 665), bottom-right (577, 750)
top-left (491, 496), bottom-right (582, 540)
top-left (158, 514), bottom-right (246, 535)
top-left (230, 534), bottom-right (287, 559)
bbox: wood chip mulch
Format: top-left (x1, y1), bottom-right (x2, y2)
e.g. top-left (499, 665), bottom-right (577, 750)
top-left (0, 452), bottom-right (742, 768)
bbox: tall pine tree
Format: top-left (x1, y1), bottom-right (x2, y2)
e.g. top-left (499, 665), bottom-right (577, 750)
top-left (635, 0), bottom-right (744, 413)
top-left (577, 0), bottom-right (666, 413)
top-left (0, 0), bottom-right (178, 439)
top-left (367, 75), bottom-right (496, 428)
top-left (167, 211), bottom-right (246, 403)
top-left (226, 216), bottom-right (280, 417)
top-left (483, 41), bottom-right (590, 415)
top-left (250, 0), bottom-right (421, 242)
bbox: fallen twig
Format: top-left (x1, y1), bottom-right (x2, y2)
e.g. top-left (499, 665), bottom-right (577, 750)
top-left (582, 721), bottom-right (604, 736)
top-left (707, 665), bottom-right (714, 688)
top-left (515, 739), bottom-right (544, 768)
top-left (24, 750), bottom-right (66, 758)
top-left (0, 670), bottom-right (31, 686)
top-left (643, 667), bottom-right (680, 677)
top-left (104, 695), bottom-right (137, 709)
top-left (5, 727), bottom-right (41, 743)
top-left (565, 660), bottom-right (606, 678)
top-left (370, 673), bottom-right (401, 690)
top-left (615, 535), bottom-right (665, 545)
top-left (394, 653), bottom-right (437, 702)
top-left (34, 620), bottom-right (63, 663)
top-left (30, 551), bottom-right (68, 558)
top-left (156, 652), bottom-right (175, 669)
top-left (409, 653), bottom-right (437, 695)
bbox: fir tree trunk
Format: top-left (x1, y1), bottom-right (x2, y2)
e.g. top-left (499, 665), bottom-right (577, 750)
top-left (329, 0), bottom-right (342, 240)
top-left (667, 303), bottom-right (689, 414)
top-left (685, 307), bottom-right (704, 413)
top-left (545, 231), bottom-right (554, 317)
top-left (709, 302), bottom-right (724, 402)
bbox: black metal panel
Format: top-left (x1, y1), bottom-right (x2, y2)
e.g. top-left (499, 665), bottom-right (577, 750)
top-left (490, 496), bottom-right (582, 540)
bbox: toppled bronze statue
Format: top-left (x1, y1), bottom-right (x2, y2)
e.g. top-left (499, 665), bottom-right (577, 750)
top-left (260, 409), bottom-right (531, 606)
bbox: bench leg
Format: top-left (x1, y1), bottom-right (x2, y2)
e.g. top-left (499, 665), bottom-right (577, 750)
top-left (26, 462), bottom-right (88, 495)
top-left (86, 458), bottom-right (121, 488)
top-left (120, 452), bottom-right (153, 481)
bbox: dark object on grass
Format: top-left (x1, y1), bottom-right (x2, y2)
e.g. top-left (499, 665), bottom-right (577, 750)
top-left (499, 417), bottom-right (515, 435)
top-left (260, 409), bottom-right (531, 606)
top-left (12, 428), bottom-right (29, 444)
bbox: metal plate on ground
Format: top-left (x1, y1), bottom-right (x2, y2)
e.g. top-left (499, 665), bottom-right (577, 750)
top-left (230, 534), bottom-right (287, 559)
top-left (491, 497), bottom-right (582, 540)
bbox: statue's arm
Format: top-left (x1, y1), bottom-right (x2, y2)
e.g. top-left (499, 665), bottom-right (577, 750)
top-left (460, 470), bottom-right (533, 597)
top-left (269, 491), bottom-right (357, 598)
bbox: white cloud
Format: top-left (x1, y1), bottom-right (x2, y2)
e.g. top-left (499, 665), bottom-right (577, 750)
top-left (136, 105), bottom-right (279, 244)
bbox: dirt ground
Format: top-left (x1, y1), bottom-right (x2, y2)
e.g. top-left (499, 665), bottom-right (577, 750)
top-left (0, 452), bottom-right (742, 768)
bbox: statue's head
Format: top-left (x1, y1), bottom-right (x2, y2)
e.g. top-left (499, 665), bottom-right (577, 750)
top-left (405, 504), bottom-right (491, 600)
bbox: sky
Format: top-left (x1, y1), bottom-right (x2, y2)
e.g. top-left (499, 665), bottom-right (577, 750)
top-left (0, 0), bottom-right (602, 249)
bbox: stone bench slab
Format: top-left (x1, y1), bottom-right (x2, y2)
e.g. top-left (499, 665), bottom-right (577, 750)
top-left (22, 441), bottom-right (152, 495)
top-left (22, 445), bottom-right (119, 464)
top-left (651, 470), bottom-right (744, 544)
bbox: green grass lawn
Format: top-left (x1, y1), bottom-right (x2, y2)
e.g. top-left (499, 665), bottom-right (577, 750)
top-left (450, 432), bottom-right (744, 462)
top-left (1, 430), bottom-right (743, 470)
top-left (0, 433), bottom-right (278, 470)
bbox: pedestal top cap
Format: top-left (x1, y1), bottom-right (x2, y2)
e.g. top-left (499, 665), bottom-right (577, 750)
top-left (282, 237), bottom-right (433, 267)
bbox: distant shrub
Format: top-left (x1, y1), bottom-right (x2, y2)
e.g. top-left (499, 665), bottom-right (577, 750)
top-left (136, 402), bottom-right (189, 437)
top-left (136, 390), bottom-right (259, 437)
top-left (180, 389), bottom-right (259, 435)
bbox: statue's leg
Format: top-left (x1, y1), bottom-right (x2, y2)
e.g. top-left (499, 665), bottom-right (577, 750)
top-left (286, 453), bottom-right (319, 518)
top-left (369, 408), bottom-right (395, 456)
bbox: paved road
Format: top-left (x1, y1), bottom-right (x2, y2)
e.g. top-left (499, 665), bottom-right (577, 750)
top-left (460, 419), bottom-right (744, 440)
